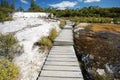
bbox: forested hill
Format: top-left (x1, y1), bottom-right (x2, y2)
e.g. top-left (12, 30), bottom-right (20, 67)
top-left (52, 7), bottom-right (120, 18)
top-left (0, 0), bottom-right (120, 22)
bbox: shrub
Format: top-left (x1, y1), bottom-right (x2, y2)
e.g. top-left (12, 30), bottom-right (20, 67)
top-left (0, 58), bottom-right (19, 80)
top-left (35, 28), bottom-right (58, 52)
top-left (0, 33), bottom-right (23, 61)
top-left (0, 11), bottom-right (6, 22)
top-left (113, 18), bottom-right (120, 24)
top-left (60, 19), bottom-right (66, 29)
top-left (35, 36), bottom-right (52, 51)
top-left (0, 33), bottom-right (17, 57)
top-left (0, 7), bottom-right (14, 22)
top-left (48, 28), bottom-right (57, 41)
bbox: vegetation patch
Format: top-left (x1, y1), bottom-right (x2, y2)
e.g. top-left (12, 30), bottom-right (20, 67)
top-left (35, 36), bottom-right (52, 51)
top-left (60, 19), bottom-right (66, 29)
top-left (74, 23), bottom-right (120, 79)
top-left (48, 28), bottom-right (57, 41)
top-left (35, 28), bottom-right (57, 52)
top-left (62, 17), bottom-right (112, 24)
top-left (91, 72), bottom-right (111, 80)
top-left (90, 24), bottom-right (120, 33)
top-left (0, 58), bottom-right (19, 80)
top-left (0, 33), bottom-right (24, 61)
top-left (0, 0), bottom-right (15, 22)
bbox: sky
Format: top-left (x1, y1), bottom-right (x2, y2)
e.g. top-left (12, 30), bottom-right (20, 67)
top-left (15, 0), bottom-right (120, 10)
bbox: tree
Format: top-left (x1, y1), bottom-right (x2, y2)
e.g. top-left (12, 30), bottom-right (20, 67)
top-left (28, 0), bottom-right (42, 12)
top-left (11, 0), bottom-right (15, 9)
top-left (17, 6), bottom-right (24, 12)
top-left (30, 0), bottom-right (36, 8)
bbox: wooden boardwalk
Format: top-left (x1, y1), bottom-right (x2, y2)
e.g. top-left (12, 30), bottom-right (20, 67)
top-left (38, 20), bottom-right (84, 80)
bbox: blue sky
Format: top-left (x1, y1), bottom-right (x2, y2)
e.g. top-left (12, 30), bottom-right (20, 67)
top-left (15, 0), bottom-right (120, 10)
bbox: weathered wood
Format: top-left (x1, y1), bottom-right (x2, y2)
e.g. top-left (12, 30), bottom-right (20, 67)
top-left (38, 21), bottom-right (83, 80)
top-left (39, 77), bottom-right (83, 80)
top-left (40, 70), bottom-right (83, 78)
top-left (54, 29), bottom-right (73, 46)
top-left (43, 65), bottom-right (81, 71)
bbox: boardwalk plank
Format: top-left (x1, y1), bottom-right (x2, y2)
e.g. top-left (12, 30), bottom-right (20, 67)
top-left (39, 77), bottom-right (83, 80)
top-left (45, 61), bottom-right (79, 66)
top-left (47, 57), bottom-right (78, 62)
top-left (40, 70), bottom-right (83, 78)
top-left (38, 21), bottom-right (83, 80)
top-left (43, 65), bottom-right (81, 71)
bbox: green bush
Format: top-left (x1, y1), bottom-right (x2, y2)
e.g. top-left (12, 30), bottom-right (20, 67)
top-left (0, 33), bottom-right (23, 61)
top-left (48, 28), bottom-right (57, 41)
top-left (0, 33), bottom-right (17, 57)
top-left (0, 7), bottom-right (14, 22)
top-left (0, 11), bottom-right (6, 22)
top-left (0, 58), bottom-right (19, 80)
top-left (113, 18), bottom-right (120, 24)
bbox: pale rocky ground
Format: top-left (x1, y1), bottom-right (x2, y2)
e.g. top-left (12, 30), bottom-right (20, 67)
top-left (0, 12), bottom-right (60, 80)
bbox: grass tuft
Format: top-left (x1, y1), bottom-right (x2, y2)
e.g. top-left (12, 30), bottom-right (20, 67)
top-left (48, 28), bottom-right (57, 41)
top-left (35, 36), bottom-right (52, 51)
top-left (60, 19), bottom-right (66, 29)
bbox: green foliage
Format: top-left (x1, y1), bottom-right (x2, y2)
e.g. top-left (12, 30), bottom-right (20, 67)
top-left (48, 28), bottom-right (57, 41)
top-left (64, 17), bottom-right (112, 23)
top-left (0, 58), bottom-right (19, 80)
top-left (0, 0), bottom-right (15, 22)
top-left (17, 6), bottom-right (24, 12)
top-left (60, 19), bottom-right (66, 29)
top-left (50, 7), bottom-right (120, 18)
top-left (42, 7), bottom-right (120, 23)
top-left (0, 7), bottom-right (14, 22)
top-left (0, 11), bottom-right (6, 22)
top-left (113, 18), bottom-right (120, 24)
top-left (0, 33), bottom-right (17, 57)
top-left (0, 33), bottom-right (23, 61)
top-left (35, 28), bottom-right (58, 52)
top-left (28, 0), bottom-right (42, 12)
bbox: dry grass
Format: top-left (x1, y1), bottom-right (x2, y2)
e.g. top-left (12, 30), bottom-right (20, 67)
top-left (48, 28), bottom-right (57, 41)
top-left (90, 24), bottom-right (120, 33)
top-left (60, 19), bottom-right (66, 29)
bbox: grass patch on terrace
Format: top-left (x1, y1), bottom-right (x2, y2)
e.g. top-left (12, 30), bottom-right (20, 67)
top-left (35, 28), bottom-right (57, 52)
top-left (35, 36), bottom-right (52, 51)
top-left (48, 28), bottom-right (57, 41)
top-left (61, 17), bottom-right (112, 24)
top-left (90, 24), bottom-right (120, 33)
top-left (60, 19), bottom-right (66, 29)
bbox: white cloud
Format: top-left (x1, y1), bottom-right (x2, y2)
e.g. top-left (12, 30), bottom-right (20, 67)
top-left (84, 0), bottom-right (101, 3)
top-left (49, 1), bottom-right (77, 10)
top-left (20, 0), bottom-right (28, 4)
